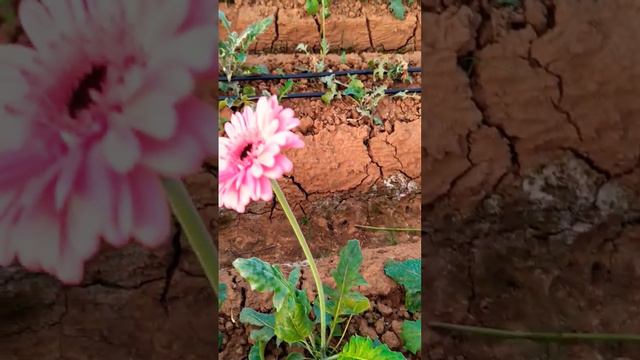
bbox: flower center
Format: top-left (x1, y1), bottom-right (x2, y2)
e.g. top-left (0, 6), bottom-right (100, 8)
top-left (67, 65), bottom-right (107, 118)
top-left (240, 143), bottom-right (253, 160)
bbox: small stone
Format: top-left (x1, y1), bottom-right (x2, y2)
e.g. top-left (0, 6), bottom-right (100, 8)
top-left (375, 319), bottom-right (385, 334)
top-left (391, 320), bottom-right (403, 334)
top-left (525, 0), bottom-right (548, 33)
top-left (225, 321), bottom-right (234, 331)
top-left (377, 302), bottom-right (394, 316)
top-left (299, 117), bottom-right (314, 134)
top-left (357, 318), bottom-right (378, 340)
top-left (382, 331), bottom-right (400, 349)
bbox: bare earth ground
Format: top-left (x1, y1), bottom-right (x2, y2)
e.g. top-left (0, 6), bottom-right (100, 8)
top-left (424, 0), bottom-right (640, 359)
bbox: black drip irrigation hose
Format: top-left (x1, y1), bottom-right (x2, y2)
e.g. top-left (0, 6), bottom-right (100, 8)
top-left (220, 67), bottom-right (422, 82)
top-left (218, 87), bottom-right (421, 102)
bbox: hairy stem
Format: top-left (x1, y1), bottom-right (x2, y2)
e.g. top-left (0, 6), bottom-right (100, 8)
top-left (271, 179), bottom-right (327, 354)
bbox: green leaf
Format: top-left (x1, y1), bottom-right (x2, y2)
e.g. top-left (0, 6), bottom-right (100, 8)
top-left (388, 0), bottom-right (406, 20)
top-left (321, 89), bottom-right (336, 104)
top-left (285, 353), bottom-right (305, 360)
top-left (305, 0), bottom-right (319, 15)
top-left (239, 308), bottom-right (276, 329)
top-left (244, 16), bottom-right (273, 44)
top-left (243, 85), bottom-right (256, 97)
top-left (326, 240), bottom-right (370, 338)
top-left (340, 50), bottom-right (347, 64)
top-left (295, 43), bottom-right (309, 54)
top-left (250, 326), bottom-right (275, 343)
top-left (287, 266), bottom-right (301, 287)
top-left (332, 240), bottom-right (367, 289)
top-left (313, 298), bottom-right (333, 325)
top-left (218, 283), bottom-right (227, 308)
top-left (384, 259), bottom-right (421, 312)
top-left (405, 290), bottom-right (421, 313)
top-left (338, 336), bottom-right (406, 359)
top-left (321, 37), bottom-right (330, 56)
top-left (278, 79), bottom-right (295, 101)
top-left (325, 285), bottom-right (370, 316)
top-left (373, 116), bottom-right (383, 127)
top-left (401, 320), bottom-right (421, 354)
top-left (322, 4), bottom-right (331, 19)
top-left (343, 77), bottom-right (366, 102)
top-left (248, 341), bottom-right (267, 360)
top-left (219, 10), bottom-right (232, 30)
top-left (247, 64), bottom-right (270, 75)
top-left (233, 258), bottom-right (291, 311)
top-left (241, 309), bottom-right (276, 360)
top-left (274, 290), bottom-right (314, 344)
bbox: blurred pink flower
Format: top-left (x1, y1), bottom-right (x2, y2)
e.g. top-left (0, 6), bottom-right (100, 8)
top-left (219, 96), bottom-right (304, 213)
top-left (0, 0), bottom-right (217, 283)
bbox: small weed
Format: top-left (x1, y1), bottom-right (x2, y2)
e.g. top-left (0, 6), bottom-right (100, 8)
top-left (277, 79), bottom-right (295, 101)
top-left (218, 11), bottom-right (273, 81)
top-left (388, 0), bottom-right (415, 20)
top-left (368, 57), bottom-right (412, 83)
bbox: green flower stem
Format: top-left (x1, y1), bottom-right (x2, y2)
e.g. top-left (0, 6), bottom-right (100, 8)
top-left (271, 179), bottom-right (327, 354)
top-left (354, 224), bottom-right (421, 233)
top-left (429, 322), bottom-right (640, 342)
top-left (162, 178), bottom-right (218, 297)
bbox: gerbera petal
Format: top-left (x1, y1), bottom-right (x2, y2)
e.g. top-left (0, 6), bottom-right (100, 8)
top-left (130, 168), bottom-right (170, 247)
top-left (0, 114), bottom-right (29, 152)
top-left (65, 193), bottom-right (103, 260)
top-left (102, 126), bottom-right (141, 173)
top-left (137, 0), bottom-right (189, 50)
top-left (54, 148), bottom-right (83, 211)
top-left (125, 94), bottom-right (177, 139)
top-left (150, 26), bottom-right (215, 72)
top-left (19, 0), bottom-right (58, 51)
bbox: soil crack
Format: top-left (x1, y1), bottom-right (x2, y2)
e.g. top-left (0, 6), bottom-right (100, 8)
top-left (271, 8), bottom-right (280, 51)
top-left (365, 17), bottom-right (375, 51)
top-left (160, 225), bottom-right (183, 312)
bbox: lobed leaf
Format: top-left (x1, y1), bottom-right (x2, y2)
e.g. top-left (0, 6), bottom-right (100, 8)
top-left (384, 258), bottom-right (421, 312)
top-left (338, 336), bottom-right (406, 359)
top-left (274, 290), bottom-right (314, 344)
top-left (388, 0), bottom-right (406, 20)
top-left (401, 320), bottom-right (421, 354)
top-left (233, 258), bottom-right (291, 311)
top-left (343, 77), bottom-right (366, 102)
top-left (305, 0), bottom-right (319, 15)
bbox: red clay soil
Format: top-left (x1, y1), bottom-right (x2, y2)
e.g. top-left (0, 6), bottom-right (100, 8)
top-left (219, 242), bottom-right (422, 359)
top-left (219, 0), bottom-right (421, 53)
top-left (217, 52), bottom-right (421, 268)
top-left (424, 0), bottom-right (640, 358)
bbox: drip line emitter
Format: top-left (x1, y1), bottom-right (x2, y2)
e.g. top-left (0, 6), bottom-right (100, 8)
top-left (218, 67), bottom-right (422, 101)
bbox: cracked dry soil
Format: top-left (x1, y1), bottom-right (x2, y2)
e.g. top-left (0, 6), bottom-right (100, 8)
top-left (424, 0), bottom-right (640, 359)
top-left (219, 0), bottom-right (421, 53)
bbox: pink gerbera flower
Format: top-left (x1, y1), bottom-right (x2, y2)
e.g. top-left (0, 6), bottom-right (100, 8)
top-left (219, 96), bottom-right (304, 213)
top-left (0, 0), bottom-right (217, 283)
